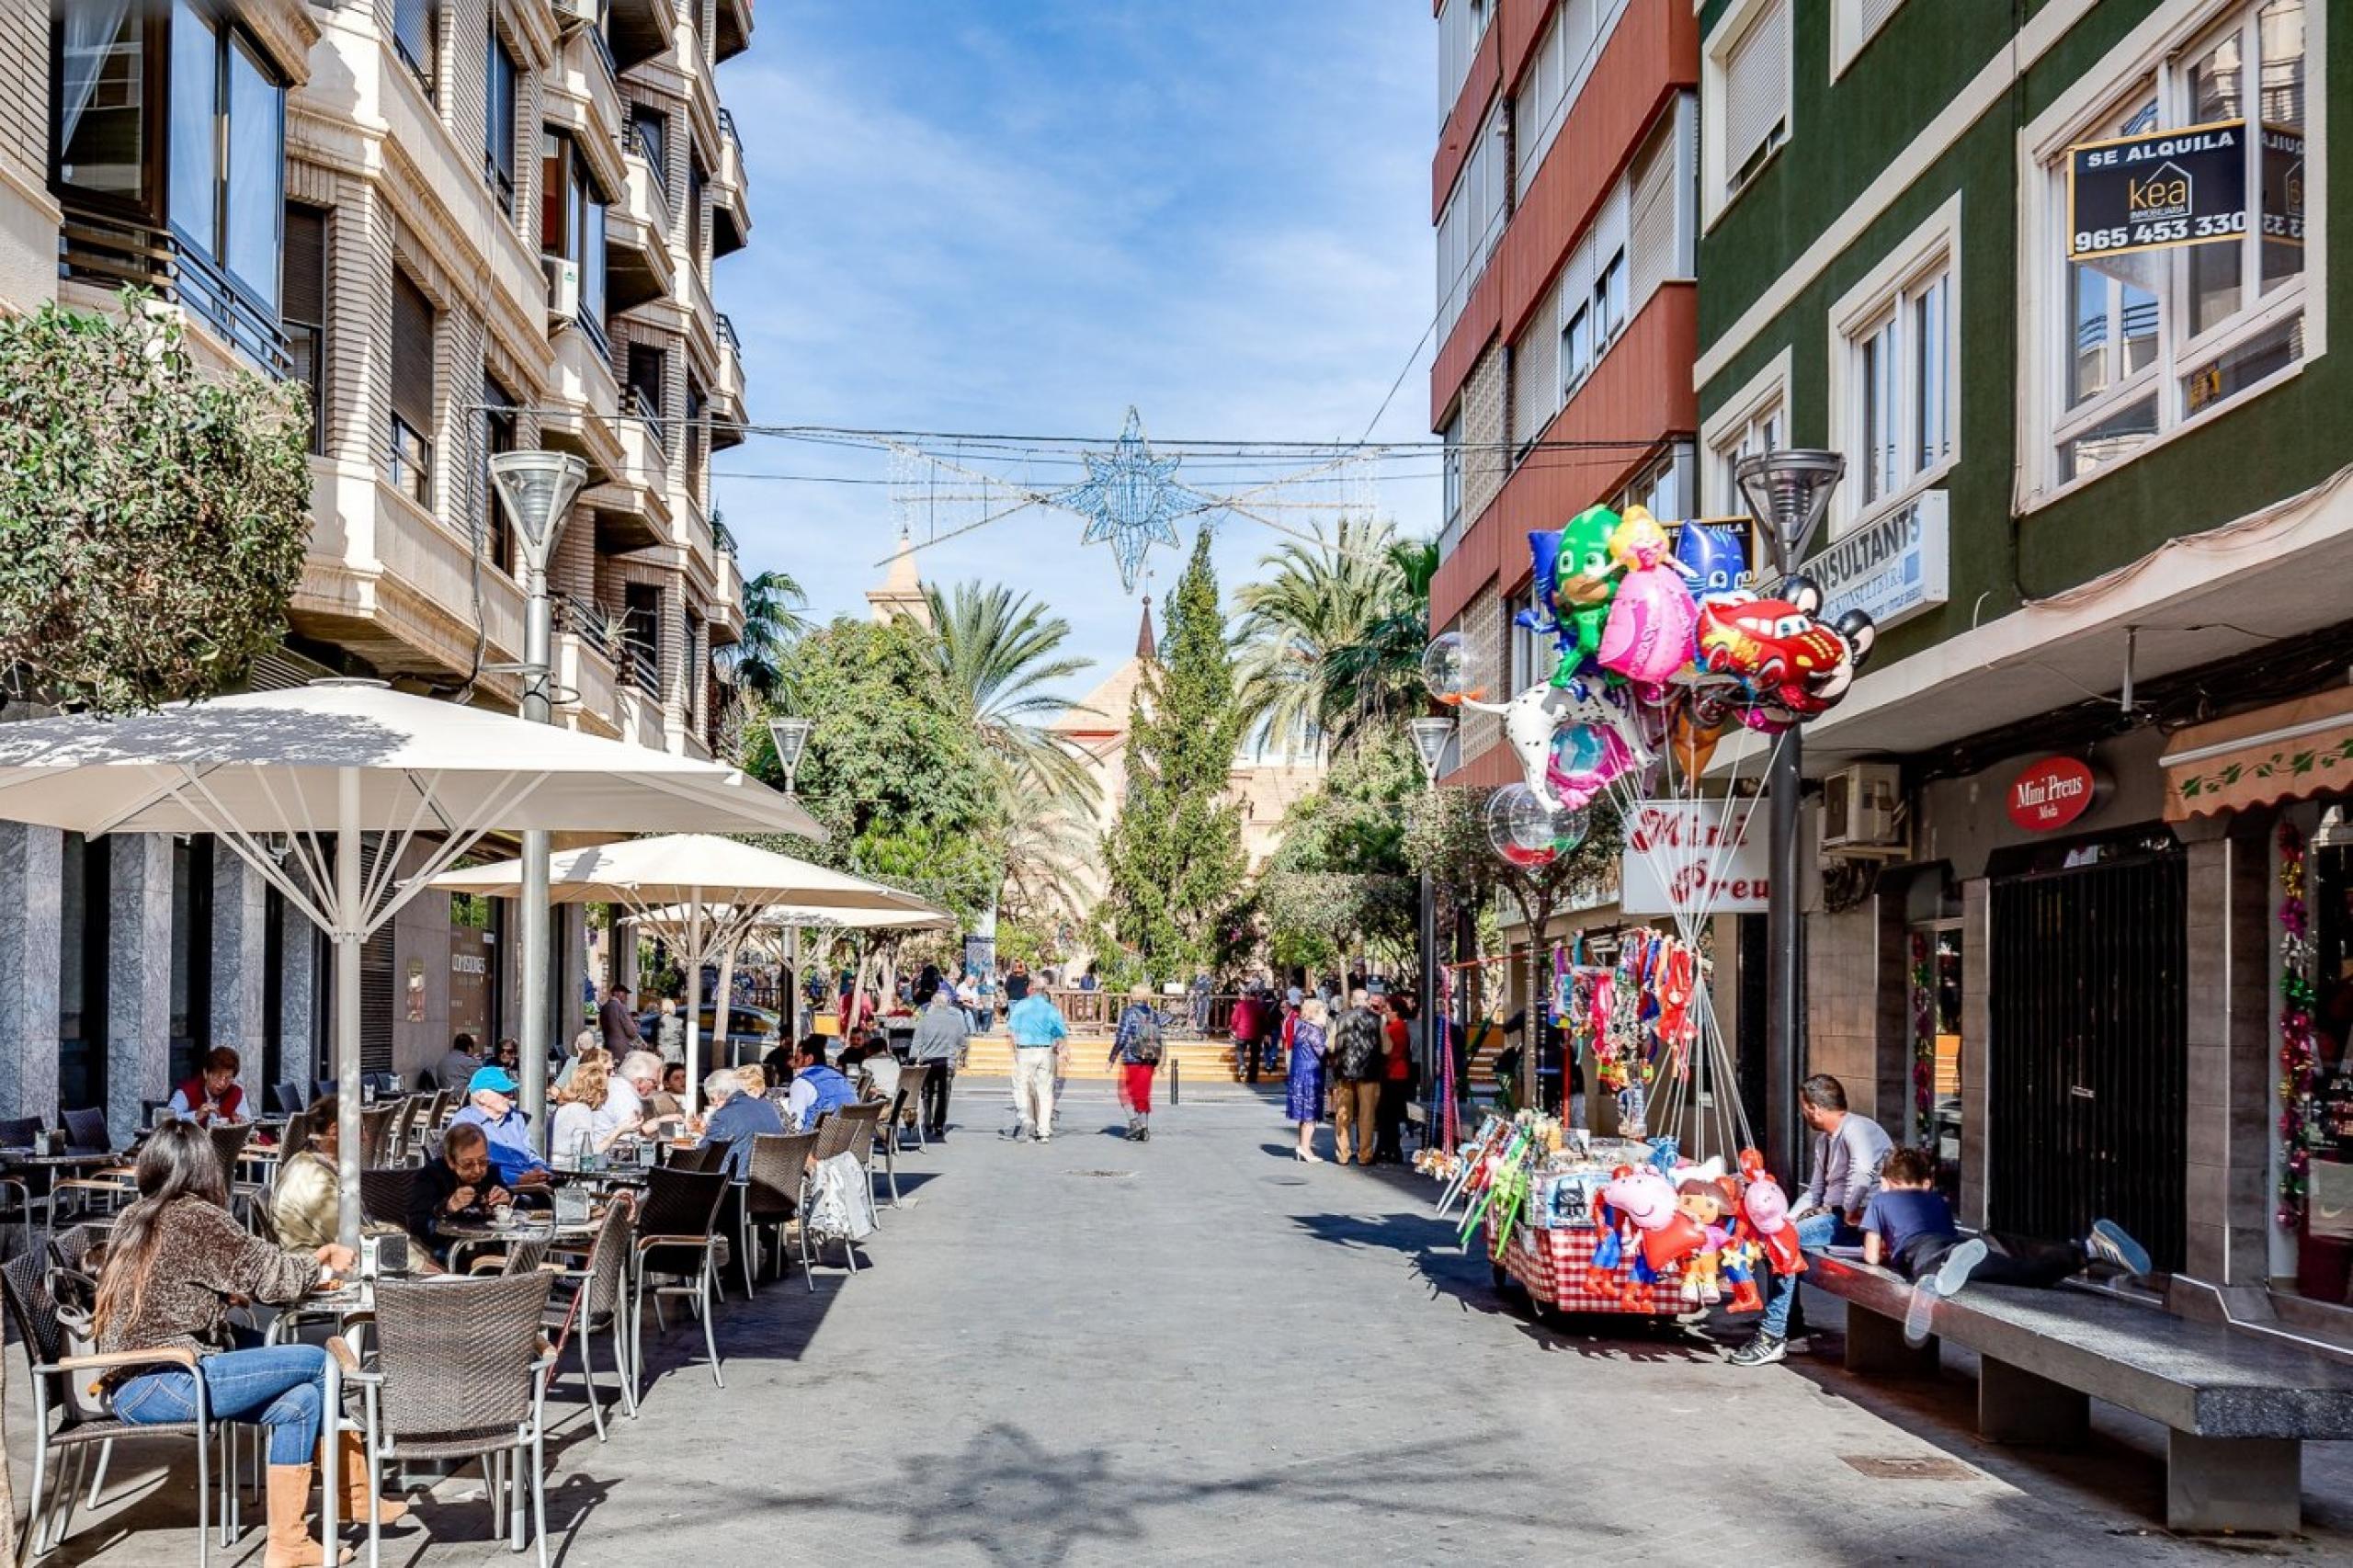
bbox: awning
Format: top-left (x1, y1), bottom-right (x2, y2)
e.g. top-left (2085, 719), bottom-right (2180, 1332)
top-left (2162, 685), bottom-right (2353, 821)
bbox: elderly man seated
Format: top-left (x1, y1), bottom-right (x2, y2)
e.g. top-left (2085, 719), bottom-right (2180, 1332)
top-left (407, 1121), bottom-right (509, 1266)
top-left (697, 1068), bottom-right (784, 1176)
top-left (448, 1064), bottom-right (552, 1190)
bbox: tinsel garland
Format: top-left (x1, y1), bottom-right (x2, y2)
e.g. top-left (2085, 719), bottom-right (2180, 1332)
top-left (1908, 931), bottom-right (1934, 1140)
top-left (2278, 820), bottom-right (2318, 1229)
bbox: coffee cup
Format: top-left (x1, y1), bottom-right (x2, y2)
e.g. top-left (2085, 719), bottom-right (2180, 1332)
top-left (492, 1203), bottom-right (515, 1229)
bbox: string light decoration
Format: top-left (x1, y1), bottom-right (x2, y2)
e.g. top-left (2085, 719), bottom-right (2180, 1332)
top-left (2279, 819), bottom-right (2319, 1229)
top-left (1063, 407), bottom-right (1188, 589)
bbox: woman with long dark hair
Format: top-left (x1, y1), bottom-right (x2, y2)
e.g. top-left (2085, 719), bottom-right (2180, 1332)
top-left (98, 1121), bottom-right (382, 1566)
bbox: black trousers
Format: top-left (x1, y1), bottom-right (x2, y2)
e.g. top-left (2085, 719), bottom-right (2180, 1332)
top-left (1908, 1231), bottom-right (2083, 1289)
top-left (920, 1063), bottom-right (953, 1134)
top-left (1373, 1078), bottom-right (1410, 1160)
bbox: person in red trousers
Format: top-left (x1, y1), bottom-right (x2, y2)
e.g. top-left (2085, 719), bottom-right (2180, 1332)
top-left (1110, 984), bottom-right (1165, 1142)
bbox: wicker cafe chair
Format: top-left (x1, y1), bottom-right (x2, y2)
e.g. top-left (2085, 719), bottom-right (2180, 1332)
top-left (267, 1083), bottom-right (304, 1117)
top-left (542, 1193), bottom-right (639, 1442)
top-left (667, 1141), bottom-right (725, 1176)
top-left (828, 1100), bottom-right (887, 1220)
top-left (2, 1249), bottom-right (222, 1565)
top-left (864, 1091), bottom-right (906, 1210)
top-left (805, 1104), bottom-right (881, 1278)
top-left (629, 1167), bottom-right (730, 1390)
top-left (739, 1132), bottom-right (817, 1296)
top-left (893, 1062), bottom-right (931, 1150)
top-left (350, 1274), bottom-right (558, 1568)
top-left (60, 1108), bottom-right (110, 1153)
top-left (360, 1167), bottom-right (417, 1233)
top-left (357, 1103), bottom-right (401, 1169)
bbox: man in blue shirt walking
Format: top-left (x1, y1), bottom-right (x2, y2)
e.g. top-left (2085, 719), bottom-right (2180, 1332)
top-left (1006, 989), bottom-right (1069, 1142)
top-left (449, 1065), bottom-right (553, 1191)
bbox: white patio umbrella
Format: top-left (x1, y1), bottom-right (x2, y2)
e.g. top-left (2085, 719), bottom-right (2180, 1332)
top-left (0, 679), bottom-right (822, 1249)
top-left (430, 835), bottom-right (942, 1112)
top-left (637, 900), bottom-right (959, 1048)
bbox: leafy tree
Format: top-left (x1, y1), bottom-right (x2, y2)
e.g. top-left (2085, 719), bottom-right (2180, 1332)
top-left (1233, 522), bottom-right (1436, 757)
top-left (1255, 733), bottom-right (1419, 969)
top-left (1099, 530), bottom-right (1247, 983)
top-left (748, 616), bottom-right (999, 919)
top-left (0, 293), bottom-right (310, 712)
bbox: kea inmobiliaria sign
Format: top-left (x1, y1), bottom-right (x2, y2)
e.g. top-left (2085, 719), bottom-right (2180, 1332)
top-left (2067, 117), bottom-right (2302, 262)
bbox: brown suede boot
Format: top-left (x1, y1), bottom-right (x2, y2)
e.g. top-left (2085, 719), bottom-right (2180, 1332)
top-left (264, 1465), bottom-right (350, 1568)
top-left (322, 1431), bottom-right (409, 1525)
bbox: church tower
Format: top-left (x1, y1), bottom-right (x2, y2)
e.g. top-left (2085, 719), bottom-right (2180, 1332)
top-left (866, 525), bottom-right (931, 628)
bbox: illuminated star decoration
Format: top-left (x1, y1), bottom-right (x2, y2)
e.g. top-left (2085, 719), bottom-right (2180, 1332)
top-left (1057, 406), bottom-right (1190, 590)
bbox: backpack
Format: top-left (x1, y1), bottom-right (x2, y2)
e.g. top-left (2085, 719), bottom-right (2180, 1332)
top-left (1131, 1011), bottom-right (1165, 1067)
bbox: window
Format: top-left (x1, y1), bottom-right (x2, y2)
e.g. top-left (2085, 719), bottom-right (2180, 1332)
top-left (2036, 0), bottom-right (2309, 492)
top-left (165, 2), bottom-right (282, 310)
top-left (1511, 0), bottom-right (1631, 199)
top-left (1441, 413), bottom-right (1464, 539)
top-left (626, 343), bottom-right (666, 449)
top-left (687, 155), bottom-right (706, 274)
top-left (1833, 0), bottom-right (1905, 80)
top-left (480, 377), bottom-right (517, 575)
top-left (1845, 261), bottom-right (1953, 509)
top-left (1560, 299), bottom-right (1590, 392)
top-left (387, 273), bottom-right (435, 507)
top-left (630, 107), bottom-right (667, 201)
top-left (392, 0), bottom-right (435, 97)
top-left (1435, 100), bottom-right (1508, 342)
top-left (1705, 0), bottom-right (1790, 214)
top-left (541, 131), bottom-right (609, 351)
top-left (1629, 96), bottom-right (1699, 301)
top-left (52, 3), bottom-right (147, 201)
top-left (284, 205), bottom-right (326, 455)
top-left (484, 30), bottom-right (517, 215)
top-left (1617, 444), bottom-right (1696, 521)
top-left (1437, 0), bottom-right (1495, 124)
top-left (1507, 583), bottom-right (1552, 691)
top-left (1703, 351), bottom-right (1789, 517)
top-left (1555, 181), bottom-right (1631, 403)
top-left (685, 381), bottom-right (707, 506)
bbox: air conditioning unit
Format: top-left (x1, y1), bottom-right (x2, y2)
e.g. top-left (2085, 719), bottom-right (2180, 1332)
top-left (1820, 763), bottom-right (1905, 854)
top-left (543, 254), bottom-right (579, 327)
top-left (549, 0), bottom-right (598, 30)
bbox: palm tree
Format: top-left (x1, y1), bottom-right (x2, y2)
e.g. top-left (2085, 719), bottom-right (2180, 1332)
top-left (718, 568), bottom-right (811, 700)
top-left (925, 582), bottom-right (1098, 810)
top-left (1320, 535), bottom-right (1438, 748)
top-left (1233, 517), bottom-right (1422, 756)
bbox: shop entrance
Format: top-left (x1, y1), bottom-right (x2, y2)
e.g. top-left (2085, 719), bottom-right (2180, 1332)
top-left (1988, 841), bottom-right (2188, 1272)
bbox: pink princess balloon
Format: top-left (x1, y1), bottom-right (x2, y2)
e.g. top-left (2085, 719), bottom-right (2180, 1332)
top-left (1597, 509), bottom-right (1698, 687)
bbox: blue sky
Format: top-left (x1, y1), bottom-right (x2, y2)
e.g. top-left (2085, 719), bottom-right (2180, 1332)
top-left (710, 2), bottom-right (1438, 689)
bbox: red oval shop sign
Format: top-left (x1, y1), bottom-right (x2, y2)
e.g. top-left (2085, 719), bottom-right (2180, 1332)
top-left (2006, 756), bottom-right (2098, 833)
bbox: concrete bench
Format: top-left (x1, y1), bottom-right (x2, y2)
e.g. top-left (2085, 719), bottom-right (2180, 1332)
top-left (1800, 1248), bottom-right (2353, 1533)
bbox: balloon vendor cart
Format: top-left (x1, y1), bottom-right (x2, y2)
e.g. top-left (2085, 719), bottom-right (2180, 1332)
top-left (1411, 499), bottom-right (1864, 1319)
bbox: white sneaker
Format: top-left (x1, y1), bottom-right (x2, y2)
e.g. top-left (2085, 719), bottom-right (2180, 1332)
top-left (1903, 1279), bottom-right (1942, 1346)
top-left (1933, 1237), bottom-right (1987, 1298)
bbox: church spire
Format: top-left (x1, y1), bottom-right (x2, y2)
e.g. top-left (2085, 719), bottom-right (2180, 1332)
top-left (1135, 595), bottom-right (1156, 663)
top-left (866, 522), bottom-right (931, 628)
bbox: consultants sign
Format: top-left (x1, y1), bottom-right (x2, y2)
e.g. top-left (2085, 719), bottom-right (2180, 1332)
top-left (1797, 491), bottom-right (1949, 633)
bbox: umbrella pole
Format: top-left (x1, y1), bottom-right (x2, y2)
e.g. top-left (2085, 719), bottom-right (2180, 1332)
top-left (684, 885), bottom-right (703, 1119)
top-left (335, 767), bottom-right (364, 1255)
top-left (713, 945), bottom-right (739, 1074)
top-left (519, 828), bottom-right (551, 1156)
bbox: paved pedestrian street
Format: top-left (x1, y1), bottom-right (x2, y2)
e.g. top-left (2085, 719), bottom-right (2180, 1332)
top-left (26, 1086), bottom-right (2353, 1566)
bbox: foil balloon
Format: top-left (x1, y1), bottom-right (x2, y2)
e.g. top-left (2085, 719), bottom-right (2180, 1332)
top-left (1551, 505), bottom-right (1622, 673)
top-left (1527, 529), bottom-right (1563, 623)
top-left (1669, 707), bottom-right (1729, 778)
top-left (1597, 506), bottom-right (1699, 687)
top-left (1675, 522), bottom-right (1748, 599)
top-left (1420, 631), bottom-right (1490, 706)
top-left (1698, 576), bottom-right (1877, 720)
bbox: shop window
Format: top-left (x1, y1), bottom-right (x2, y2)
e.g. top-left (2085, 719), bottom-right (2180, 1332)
top-left (1909, 925), bottom-right (1963, 1205)
top-left (2304, 806), bottom-right (2353, 1301)
top-left (2034, 0), bottom-right (2310, 494)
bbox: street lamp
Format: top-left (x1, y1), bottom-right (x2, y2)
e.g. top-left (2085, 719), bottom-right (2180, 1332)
top-left (489, 449), bottom-right (587, 1151)
top-left (767, 714), bottom-right (813, 794)
top-left (1734, 448), bottom-right (1845, 1187)
top-left (1407, 715), bottom-right (1457, 1138)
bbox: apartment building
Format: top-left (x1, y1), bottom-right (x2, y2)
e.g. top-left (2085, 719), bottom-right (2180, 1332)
top-left (0, 0), bottom-right (758, 1132)
top-left (1694, 0), bottom-right (2347, 1303)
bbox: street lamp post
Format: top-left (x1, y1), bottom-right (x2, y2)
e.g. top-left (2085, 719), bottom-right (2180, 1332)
top-left (1733, 449), bottom-right (1845, 1186)
top-left (489, 450), bottom-right (588, 1153)
top-left (1408, 715), bottom-right (1457, 1134)
top-left (767, 715), bottom-right (813, 1032)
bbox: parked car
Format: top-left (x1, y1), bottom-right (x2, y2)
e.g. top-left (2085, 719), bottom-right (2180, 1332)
top-left (636, 1003), bottom-right (780, 1065)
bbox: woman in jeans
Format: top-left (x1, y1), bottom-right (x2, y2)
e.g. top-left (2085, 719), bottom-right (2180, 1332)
top-left (98, 1121), bottom-right (393, 1566)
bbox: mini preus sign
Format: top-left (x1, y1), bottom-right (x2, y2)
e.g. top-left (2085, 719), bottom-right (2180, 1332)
top-left (2006, 756), bottom-right (2099, 834)
top-left (1620, 800), bottom-right (1768, 915)
top-left (2069, 119), bottom-right (2248, 260)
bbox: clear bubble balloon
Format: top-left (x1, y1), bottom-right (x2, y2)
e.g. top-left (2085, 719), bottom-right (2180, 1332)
top-left (1422, 631), bottom-right (1491, 706)
top-left (1484, 784), bottom-right (1589, 868)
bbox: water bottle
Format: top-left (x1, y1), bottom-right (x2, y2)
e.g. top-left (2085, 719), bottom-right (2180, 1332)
top-left (32, 1128), bottom-right (49, 1158)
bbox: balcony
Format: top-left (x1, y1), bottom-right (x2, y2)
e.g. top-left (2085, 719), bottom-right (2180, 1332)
top-left (608, 149), bottom-right (676, 313)
top-left (679, 494), bottom-right (718, 586)
top-left (606, 0), bottom-right (677, 74)
top-left (712, 109), bottom-right (750, 256)
top-left (682, 46), bottom-right (724, 194)
top-left (710, 532), bottom-right (745, 643)
top-left (682, 262), bottom-right (719, 381)
top-left (712, 0), bottom-right (754, 62)
top-left (584, 405), bottom-right (671, 556)
top-left (540, 312), bottom-right (627, 483)
top-left (552, 627), bottom-right (622, 739)
top-left (58, 211), bottom-right (289, 376)
top-left (712, 312), bottom-right (745, 446)
top-left (545, 32), bottom-right (630, 204)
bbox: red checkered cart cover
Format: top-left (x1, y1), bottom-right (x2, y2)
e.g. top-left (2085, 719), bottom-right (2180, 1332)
top-left (1489, 1211), bottom-right (1686, 1314)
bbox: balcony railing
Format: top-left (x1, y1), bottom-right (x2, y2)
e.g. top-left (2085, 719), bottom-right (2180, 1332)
top-left (59, 206), bottom-right (290, 376)
top-left (715, 312), bottom-right (741, 358)
top-left (627, 384), bottom-right (666, 452)
top-left (719, 108), bottom-right (745, 168)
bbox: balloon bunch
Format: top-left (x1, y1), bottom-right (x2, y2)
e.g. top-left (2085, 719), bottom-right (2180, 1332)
top-left (1430, 503), bottom-right (1878, 822)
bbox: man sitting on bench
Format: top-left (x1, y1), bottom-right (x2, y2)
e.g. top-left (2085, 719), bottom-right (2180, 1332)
top-left (1731, 1073), bottom-right (1892, 1369)
top-left (1860, 1147), bottom-right (2155, 1346)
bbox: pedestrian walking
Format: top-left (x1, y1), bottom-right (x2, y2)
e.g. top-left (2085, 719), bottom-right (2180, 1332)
top-left (1287, 998), bottom-right (1329, 1161)
top-left (1374, 994), bottom-right (1416, 1164)
top-left (1110, 984), bottom-right (1165, 1142)
top-left (1328, 989), bottom-right (1384, 1167)
top-left (598, 982), bottom-right (637, 1054)
top-left (1230, 986), bottom-right (1261, 1084)
top-left (911, 983), bottom-right (968, 1140)
top-left (656, 995), bottom-right (686, 1062)
top-left (1006, 985), bottom-right (1068, 1142)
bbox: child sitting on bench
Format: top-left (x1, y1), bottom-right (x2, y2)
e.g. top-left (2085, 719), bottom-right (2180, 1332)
top-left (1859, 1148), bottom-right (2154, 1345)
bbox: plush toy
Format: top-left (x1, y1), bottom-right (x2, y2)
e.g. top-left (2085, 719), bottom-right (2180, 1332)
top-left (1598, 506), bottom-right (1700, 689)
top-left (1737, 1147), bottom-right (1807, 1278)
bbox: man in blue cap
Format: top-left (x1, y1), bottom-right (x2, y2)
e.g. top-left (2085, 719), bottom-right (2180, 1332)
top-left (449, 1064), bottom-right (553, 1190)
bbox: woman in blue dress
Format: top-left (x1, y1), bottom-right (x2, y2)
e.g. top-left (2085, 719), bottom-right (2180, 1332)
top-left (1287, 997), bottom-right (1329, 1162)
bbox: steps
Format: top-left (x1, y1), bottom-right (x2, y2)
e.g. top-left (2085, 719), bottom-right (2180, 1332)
top-left (956, 1036), bottom-right (1267, 1082)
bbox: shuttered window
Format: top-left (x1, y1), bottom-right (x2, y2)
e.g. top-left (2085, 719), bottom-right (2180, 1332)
top-left (387, 273), bottom-right (435, 506)
top-left (284, 205), bottom-right (326, 455)
top-left (1722, 0), bottom-right (1789, 191)
top-left (392, 0), bottom-right (436, 97)
top-left (1509, 273), bottom-right (1562, 456)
